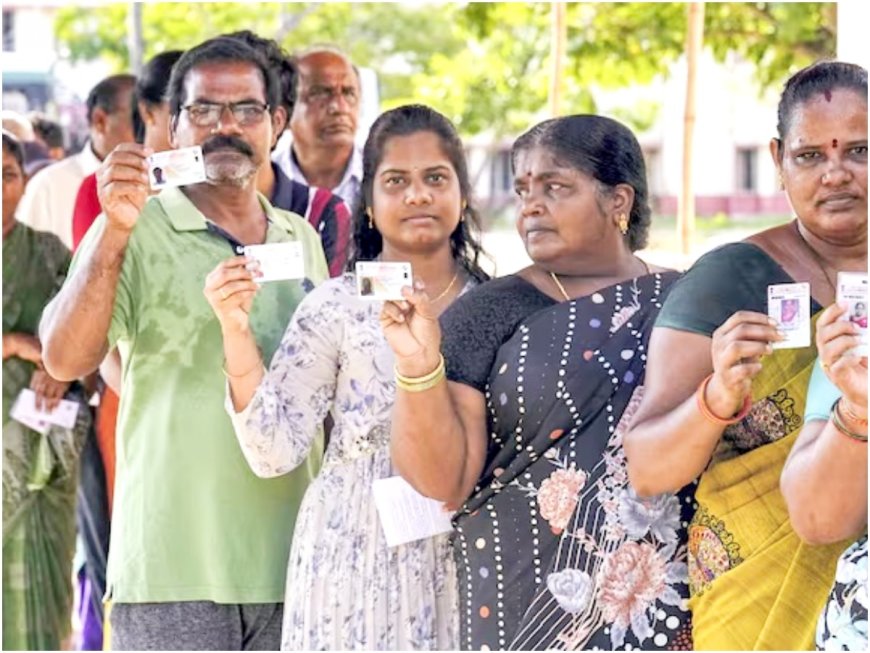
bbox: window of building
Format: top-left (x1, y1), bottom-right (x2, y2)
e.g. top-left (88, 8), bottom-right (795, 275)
top-left (736, 148), bottom-right (758, 192)
top-left (2, 10), bottom-right (14, 52)
top-left (490, 149), bottom-right (513, 197)
top-left (642, 147), bottom-right (663, 197)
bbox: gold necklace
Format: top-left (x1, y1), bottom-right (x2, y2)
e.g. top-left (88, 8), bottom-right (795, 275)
top-left (432, 270), bottom-right (460, 303)
top-left (550, 258), bottom-right (651, 302)
top-left (550, 271), bottom-right (571, 301)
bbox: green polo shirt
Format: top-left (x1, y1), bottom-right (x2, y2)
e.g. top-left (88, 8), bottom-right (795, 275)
top-left (71, 187), bottom-right (328, 604)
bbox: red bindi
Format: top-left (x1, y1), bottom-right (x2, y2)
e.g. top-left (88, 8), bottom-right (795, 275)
top-left (824, 89), bottom-right (832, 102)
top-left (832, 138), bottom-right (838, 148)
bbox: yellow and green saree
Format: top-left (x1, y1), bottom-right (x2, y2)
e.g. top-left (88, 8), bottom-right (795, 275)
top-left (656, 241), bottom-right (850, 650)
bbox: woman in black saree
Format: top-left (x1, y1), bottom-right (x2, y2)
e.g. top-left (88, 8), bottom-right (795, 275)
top-left (381, 115), bottom-right (694, 650)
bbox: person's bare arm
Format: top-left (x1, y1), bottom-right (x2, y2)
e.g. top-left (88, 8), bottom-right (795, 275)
top-left (203, 256), bottom-right (265, 410)
top-left (39, 144), bottom-right (151, 381)
top-left (381, 286), bottom-right (488, 507)
top-left (781, 303), bottom-right (868, 544)
top-left (624, 311), bottom-right (780, 497)
top-left (391, 378), bottom-right (488, 508)
top-left (2, 332), bottom-right (42, 364)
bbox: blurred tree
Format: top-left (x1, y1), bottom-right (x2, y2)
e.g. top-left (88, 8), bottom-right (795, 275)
top-left (54, 2), bottom-right (835, 136)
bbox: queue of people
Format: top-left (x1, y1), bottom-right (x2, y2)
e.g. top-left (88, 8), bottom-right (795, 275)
top-left (1, 27), bottom-right (866, 653)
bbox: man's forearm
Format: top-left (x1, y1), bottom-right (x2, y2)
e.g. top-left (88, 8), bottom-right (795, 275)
top-left (40, 224), bottom-right (132, 380)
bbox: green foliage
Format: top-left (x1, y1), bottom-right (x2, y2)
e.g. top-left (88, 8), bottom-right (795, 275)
top-left (53, 2), bottom-right (835, 136)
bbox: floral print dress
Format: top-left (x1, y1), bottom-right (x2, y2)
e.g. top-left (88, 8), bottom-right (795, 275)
top-left (227, 274), bottom-right (462, 650)
top-left (816, 536), bottom-right (868, 650)
top-left (440, 273), bottom-right (694, 650)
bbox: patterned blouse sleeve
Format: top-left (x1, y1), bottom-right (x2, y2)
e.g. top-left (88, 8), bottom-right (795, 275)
top-left (225, 283), bottom-right (342, 477)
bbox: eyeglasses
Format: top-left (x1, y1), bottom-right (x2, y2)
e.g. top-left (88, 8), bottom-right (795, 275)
top-left (303, 85), bottom-right (359, 107)
top-left (182, 101), bottom-right (270, 127)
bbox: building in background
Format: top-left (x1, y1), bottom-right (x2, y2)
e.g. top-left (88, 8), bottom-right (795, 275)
top-left (468, 50), bottom-right (792, 224)
top-left (2, 3), bottom-right (114, 150)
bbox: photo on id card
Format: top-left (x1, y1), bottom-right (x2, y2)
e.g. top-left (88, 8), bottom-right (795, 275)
top-left (837, 271), bottom-right (868, 356)
top-left (147, 145), bottom-right (207, 190)
top-left (768, 282), bottom-right (810, 349)
top-left (355, 262), bottom-right (413, 301)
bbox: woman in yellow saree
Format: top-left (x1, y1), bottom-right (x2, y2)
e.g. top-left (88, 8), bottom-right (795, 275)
top-left (623, 60), bottom-right (867, 649)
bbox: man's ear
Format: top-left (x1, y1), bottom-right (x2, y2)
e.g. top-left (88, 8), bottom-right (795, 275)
top-left (270, 106), bottom-right (288, 149)
top-left (91, 107), bottom-right (108, 137)
top-left (168, 113), bottom-right (179, 149)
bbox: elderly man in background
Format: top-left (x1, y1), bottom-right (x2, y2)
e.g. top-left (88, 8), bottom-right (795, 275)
top-left (274, 46), bottom-right (363, 210)
top-left (17, 74), bottom-right (135, 249)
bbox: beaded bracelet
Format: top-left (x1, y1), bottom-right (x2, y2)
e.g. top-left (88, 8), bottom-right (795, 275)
top-left (395, 355), bottom-right (446, 393)
top-left (831, 398), bottom-right (869, 442)
top-left (695, 373), bottom-right (752, 425)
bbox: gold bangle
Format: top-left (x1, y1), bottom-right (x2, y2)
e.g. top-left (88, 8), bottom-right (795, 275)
top-left (840, 399), bottom-right (869, 427)
top-left (395, 355), bottom-right (446, 393)
top-left (395, 354), bottom-right (445, 386)
top-left (395, 367), bottom-right (446, 393)
top-left (222, 360), bottom-right (263, 379)
top-left (831, 399), bottom-right (869, 442)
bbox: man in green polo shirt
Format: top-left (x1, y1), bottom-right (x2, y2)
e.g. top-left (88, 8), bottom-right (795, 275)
top-left (39, 37), bottom-right (327, 650)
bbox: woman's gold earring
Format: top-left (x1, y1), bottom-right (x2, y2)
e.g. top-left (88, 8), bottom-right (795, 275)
top-left (617, 213), bottom-right (629, 235)
top-left (778, 174), bottom-right (785, 191)
top-left (460, 199), bottom-right (467, 222)
top-left (366, 207), bottom-right (374, 230)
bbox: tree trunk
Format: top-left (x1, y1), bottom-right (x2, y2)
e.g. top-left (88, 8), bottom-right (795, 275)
top-left (678, 2), bottom-right (704, 256)
top-left (549, 2), bottom-right (567, 118)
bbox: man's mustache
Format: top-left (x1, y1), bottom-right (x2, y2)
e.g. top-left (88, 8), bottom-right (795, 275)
top-left (201, 135), bottom-right (255, 158)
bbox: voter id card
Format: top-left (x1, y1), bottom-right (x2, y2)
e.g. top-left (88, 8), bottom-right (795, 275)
top-left (243, 242), bottom-right (305, 283)
top-left (837, 271), bottom-right (868, 356)
top-left (147, 146), bottom-right (206, 190)
top-left (355, 261), bottom-right (413, 301)
top-left (768, 282), bottom-right (811, 349)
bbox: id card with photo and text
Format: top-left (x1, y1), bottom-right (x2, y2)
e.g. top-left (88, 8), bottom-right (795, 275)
top-left (837, 271), bottom-right (868, 357)
top-left (768, 282), bottom-right (811, 349)
top-left (147, 146), bottom-right (207, 190)
top-left (355, 261), bottom-right (413, 301)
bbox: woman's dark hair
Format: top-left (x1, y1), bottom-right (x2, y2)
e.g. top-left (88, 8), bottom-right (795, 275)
top-left (511, 114), bottom-right (651, 251)
top-left (347, 104), bottom-right (490, 283)
top-left (167, 37), bottom-right (279, 120)
top-left (132, 50), bottom-right (184, 143)
top-left (223, 31), bottom-right (296, 119)
top-left (776, 60), bottom-right (867, 149)
top-left (2, 130), bottom-right (25, 169)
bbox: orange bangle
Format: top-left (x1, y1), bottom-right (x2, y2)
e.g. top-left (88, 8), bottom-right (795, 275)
top-left (696, 373), bottom-right (752, 425)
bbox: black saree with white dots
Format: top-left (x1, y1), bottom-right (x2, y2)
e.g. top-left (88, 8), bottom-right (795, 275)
top-left (440, 271), bottom-right (695, 651)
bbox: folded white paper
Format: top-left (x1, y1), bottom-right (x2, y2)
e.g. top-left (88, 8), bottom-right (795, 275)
top-left (372, 476), bottom-right (454, 547)
top-left (10, 388), bottom-right (79, 433)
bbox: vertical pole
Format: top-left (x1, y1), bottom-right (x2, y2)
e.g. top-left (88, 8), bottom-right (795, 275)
top-left (678, 2), bottom-right (704, 256)
top-left (127, 2), bottom-right (143, 75)
top-left (549, 2), bottom-right (567, 118)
